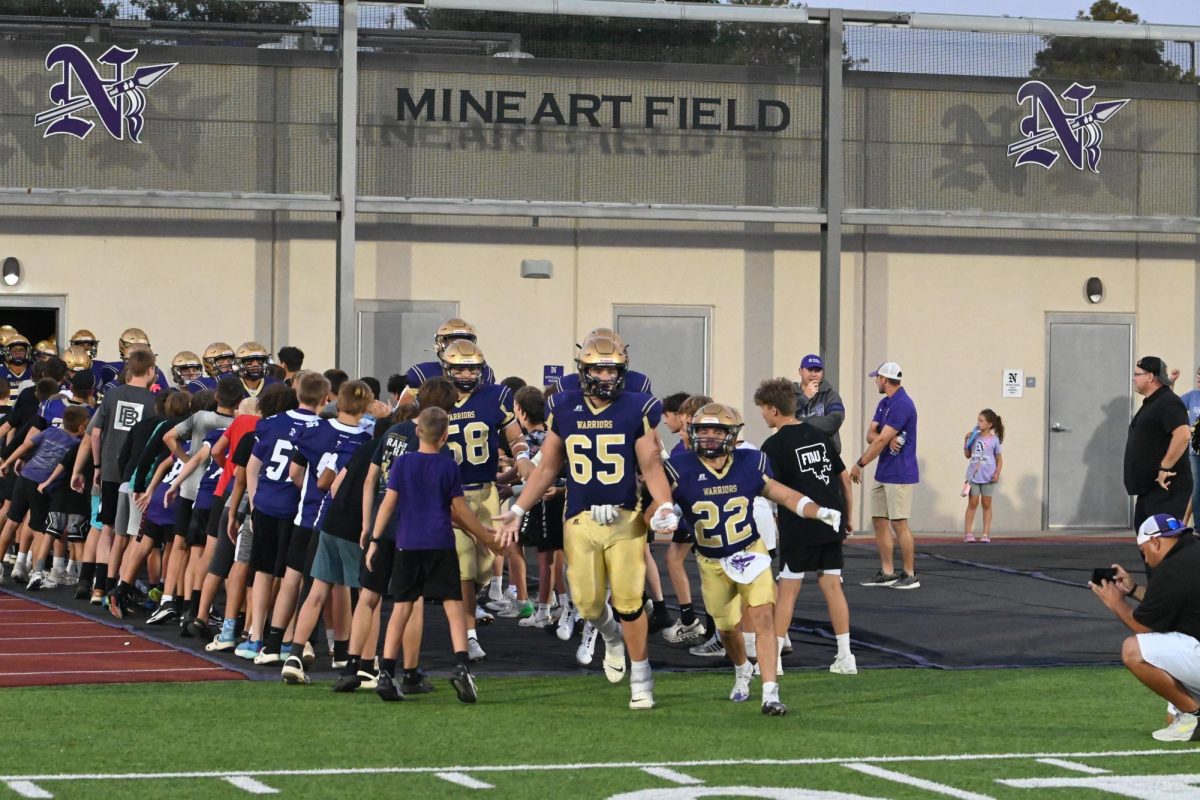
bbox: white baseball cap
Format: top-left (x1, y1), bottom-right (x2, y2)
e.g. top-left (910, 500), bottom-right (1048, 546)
top-left (869, 361), bottom-right (902, 380)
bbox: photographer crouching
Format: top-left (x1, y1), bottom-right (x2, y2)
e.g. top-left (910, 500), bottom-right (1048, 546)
top-left (1093, 514), bottom-right (1200, 742)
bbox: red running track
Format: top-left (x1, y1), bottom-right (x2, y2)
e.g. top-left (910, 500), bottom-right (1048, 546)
top-left (0, 590), bottom-right (245, 688)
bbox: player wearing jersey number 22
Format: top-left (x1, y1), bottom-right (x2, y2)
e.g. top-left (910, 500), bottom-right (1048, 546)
top-left (500, 336), bottom-right (678, 711)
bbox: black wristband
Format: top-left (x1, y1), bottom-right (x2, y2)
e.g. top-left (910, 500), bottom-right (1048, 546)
top-left (856, 459), bottom-right (866, 468)
top-left (1128, 582), bottom-right (1139, 598)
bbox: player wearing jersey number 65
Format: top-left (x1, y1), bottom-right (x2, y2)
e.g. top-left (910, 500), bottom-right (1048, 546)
top-left (499, 336), bottom-right (678, 711)
top-left (662, 403), bottom-right (840, 717)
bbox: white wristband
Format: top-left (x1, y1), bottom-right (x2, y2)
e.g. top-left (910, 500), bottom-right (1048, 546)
top-left (511, 503), bottom-right (526, 518)
top-left (794, 496), bottom-right (814, 516)
top-left (515, 451), bottom-right (531, 461)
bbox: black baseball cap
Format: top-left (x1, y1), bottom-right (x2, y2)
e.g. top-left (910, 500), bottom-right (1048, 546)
top-left (1137, 356), bottom-right (1169, 383)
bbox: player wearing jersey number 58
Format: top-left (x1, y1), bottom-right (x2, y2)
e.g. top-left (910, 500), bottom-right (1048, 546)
top-left (439, 340), bottom-right (531, 661)
top-left (663, 403), bottom-right (840, 717)
top-left (500, 336), bottom-right (679, 711)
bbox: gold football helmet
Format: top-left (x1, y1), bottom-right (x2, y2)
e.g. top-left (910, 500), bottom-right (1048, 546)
top-left (63, 345), bottom-right (93, 374)
top-left (575, 335), bottom-right (628, 399)
top-left (235, 341), bottom-right (269, 381)
top-left (0, 327), bottom-right (21, 348)
top-left (433, 318), bottom-right (477, 357)
top-left (33, 339), bottom-right (57, 362)
top-left (688, 403), bottom-right (744, 458)
top-left (69, 329), bottom-right (99, 359)
top-left (171, 351), bottom-right (203, 386)
top-left (202, 342), bottom-right (236, 377)
top-left (118, 327), bottom-right (150, 360)
top-left (5, 334), bottom-right (31, 366)
top-left (439, 339), bottom-right (486, 393)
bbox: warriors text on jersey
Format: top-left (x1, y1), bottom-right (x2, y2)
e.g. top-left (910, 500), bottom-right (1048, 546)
top-left (447, 384), bottom-right (514, 485)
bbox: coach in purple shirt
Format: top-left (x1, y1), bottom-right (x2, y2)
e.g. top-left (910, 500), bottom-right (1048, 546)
top-left (850, 361), bottom-right (921, 590)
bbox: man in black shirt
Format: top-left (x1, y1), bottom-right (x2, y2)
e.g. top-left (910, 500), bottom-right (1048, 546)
top-left (1125, 356), bottom-right (1191, 529)
top-left (754, 378), bottom-right (857, 676)
top-left (1094, 514), bottom-right (1200, 742)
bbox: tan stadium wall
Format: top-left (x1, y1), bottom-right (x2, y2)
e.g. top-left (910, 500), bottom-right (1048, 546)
top-left (0, 213), bottom-right (1195, 533)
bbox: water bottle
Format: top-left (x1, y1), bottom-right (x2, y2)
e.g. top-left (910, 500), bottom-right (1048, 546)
top-left (895, 430), bottom-right (907, 449)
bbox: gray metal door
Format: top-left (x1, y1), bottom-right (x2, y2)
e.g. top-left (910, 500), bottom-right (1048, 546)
top-left (356, 300), bottom-right (457, 383)
top-left (614, 304), bottom-right (710, 450)
top-left (1045, 314), bottom-right (1133, 528)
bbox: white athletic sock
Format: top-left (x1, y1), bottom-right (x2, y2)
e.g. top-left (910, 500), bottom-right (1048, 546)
top-left (744, 631), bottom-right (757, 659)
top-left (162, 594), bottom-right (174, 603)
top-left (631, 659), bottom-right (652, 683)
top-left (67, 559), bottom-right (79, 575)
top-left (777, 635), bottom-right (788, 651)
top-left (52, 556), bottom-right (67, 572)
top-left (488, 576), bottom-right (503, 600)
top-left (762, 681), bottom-right (780, 703)
top-left (594, 606), bottom-right (622, 644)
top-left (537, 603), bottom-right (550, 614)
top-left (467, 628), bottom-right (477, 641)
top-left (836, 633), bottom-right (851, 658)
top-left (561, 592), bottom-right (571, 609)
top-left (16, 551), bottom-right (28, 568)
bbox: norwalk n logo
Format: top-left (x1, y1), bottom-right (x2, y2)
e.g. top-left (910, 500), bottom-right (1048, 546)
top-left (35, 44), bottom-right (177, 143)
top-left (1007, 80), bottom-right (1129, 173)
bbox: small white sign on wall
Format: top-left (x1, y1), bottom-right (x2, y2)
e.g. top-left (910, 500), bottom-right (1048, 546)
top-left (1002, 369), bottom-right (1024, 398)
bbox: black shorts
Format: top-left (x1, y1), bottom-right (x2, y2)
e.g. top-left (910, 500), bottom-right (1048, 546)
top-left (359, 537), bottom-right (396, 595)
top-left (8, 476), bottom-right (51, 533)
top-left (672, 524), bottom-right (695, 546)
top-left (138, 520), bottom-right (172, 546)
top-left (521, 495), bottom-right (565, 553)
top-left (287, 525), bottom-right (314, 574)
top-left (97, 480), bottom-right (121, 526)
top-left (186, 505), bottom-right (211, 548)
top-left (204, 492), bottom-right (228, 539)
top-left (0, 470), bottom-right (17, 503)
top-left (173, 496), bottom-right (195, 537)
top-left (390, 548), bottom-right (460, 602)
top-left (208, 501), bottom-right (247, 580)
top-left (779, 536), bottom-right (844, 576)
top-left (46, 511), bottom-right (87, 543)
top-left (250, 509), bottom-right (294, 577)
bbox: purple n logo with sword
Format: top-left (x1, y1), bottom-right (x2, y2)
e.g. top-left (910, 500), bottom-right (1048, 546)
top-left (1007, 81), bottom-right (1129, 173)
top-left (35, 45), bottom-right (177, 143)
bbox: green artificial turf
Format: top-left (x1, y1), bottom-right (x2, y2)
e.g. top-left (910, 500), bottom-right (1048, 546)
top-left (3, 667), bottom-right (1199, 799)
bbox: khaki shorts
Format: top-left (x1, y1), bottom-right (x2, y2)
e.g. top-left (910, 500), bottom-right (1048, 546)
top-left (563, 507), bottom-right (647, 620)
top-left (454, 483), bottom-right (498, 584)
top-left (870, 482), bottom-right (914, 520)
top-left (696, 539), bottom-right (776, 631)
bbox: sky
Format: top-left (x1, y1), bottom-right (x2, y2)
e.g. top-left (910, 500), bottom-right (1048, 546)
top-left (809, 0), bottom-right (1200, 26)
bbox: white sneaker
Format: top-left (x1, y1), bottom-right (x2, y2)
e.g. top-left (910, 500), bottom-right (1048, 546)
top-left (689, 634), bottom-right (726, 658)
top-left (576, 622), bottom-right (597, 666)
top-left (475, 605), bottom-right (494, 625)
top-left (630, 675), bottom-right (655, 710)
top-left (1153, 711), bottom-right (1200, 742)
top-left (662, 619), bottom-right (705, 644)
top-left (602, 637), bottom-right (626, 684)
top-left (498, 599), bottom-right (532, 619)
top-left (752, 657), bottom-right (783, 677)
top-left (12, 562), bottom-right (29, 584)
top-left (2, 550), bottom-right (14, 565)
top-left (40, 572), bottom-right (60, 590)
top-left (556, 606), bottom-right (578, 642)
top-left (519, 608), bottom-right (553, 628)
top-left (730, 662), bottom-right (754, 702)
top-left (49, 567), bottom-right (70, 587)
top-left (254, 650), bottom-right (284, 666)
top-left (486, 595), bottom-right (514, 614)
top-left (25, 570), bottom-right (44, 591)
top-left (830, 654), bottom-right (858, 675)
top-left (468, 637), bottom-right (486, 662)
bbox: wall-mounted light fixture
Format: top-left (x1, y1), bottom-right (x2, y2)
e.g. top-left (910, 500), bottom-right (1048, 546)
top-left (1085, 276), bottom-right (1104, 304)
top-left (521, 259), bottom-right (553, 279)
top-left (2, 258), bottom-right (22, 287)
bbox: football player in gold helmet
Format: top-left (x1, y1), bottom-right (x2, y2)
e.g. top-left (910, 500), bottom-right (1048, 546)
top-left (500, 335), bottom-right (677, 711)
top-left (68, 328), bottom-right (99, 359)
top-left (62, 345), bottom-right (92, 380)
top-left (191, 342), bottom-right (237, 391)
top-left (98, 327), bottom-right (167, 392)
top-left (548, 326), bottom-right (653, 395)
top-left (32, 339), bottom-right (57, 363)
top-left (234, 341), bottom-right (276, 398)
top-left (1, 333), bottom-right (32, 382)
top-left (397, 318), bottom-right (495, 405)
top-left (170, 351), bottom-right (203, 388)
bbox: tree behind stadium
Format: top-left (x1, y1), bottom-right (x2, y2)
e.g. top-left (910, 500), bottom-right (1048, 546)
top-left (133, 1), bottom-right (310, 24)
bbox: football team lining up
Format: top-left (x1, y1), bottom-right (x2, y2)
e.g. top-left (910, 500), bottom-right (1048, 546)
top-left (0, 321), bottom-right (858, 715)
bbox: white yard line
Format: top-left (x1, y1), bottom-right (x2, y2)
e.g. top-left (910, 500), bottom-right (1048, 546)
top-left (843, 763), bottom-right (996, 800)
top-left (1036, 758), bottom-right (1111, 774)
top-left (223, 776), bottom-right (279, 794)
top-left (435, 772), bottom-right (494, 789)
top-left (641, 767), bottom-right (704, 785)
top-left (2, 748), bottom-right (1197, 783)
top-left (4, 781), bottom-right (52, 799)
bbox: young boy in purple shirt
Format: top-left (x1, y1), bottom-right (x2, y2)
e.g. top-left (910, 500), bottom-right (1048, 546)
top-left (366, 406), bottom-right (506, 704)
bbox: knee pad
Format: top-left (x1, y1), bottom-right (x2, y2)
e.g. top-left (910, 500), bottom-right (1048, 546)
top-left (612, 604), bottom-right (644, 622)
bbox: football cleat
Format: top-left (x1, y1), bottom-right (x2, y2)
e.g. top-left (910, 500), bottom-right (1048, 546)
top-left (555, 605), bottom-right (579, 641)
top-left (689, 634), bottom-right (726, 658)
top-left (629, 676), bottom-right (655, 711)
top-left (731, 662), bottom-right (754, 703)
top-left (662, 619), bottom-right (706, 645)
top-left (602, 638), bottom-right (627, 684)
top-left (762, 700), bottom-right (789, 717)
top-left (475, 605), bottom-right (494, 625)
top-left (576, 622), bottom-right (598, 666)
top-left (451, 664), bottom-right (478, 704)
